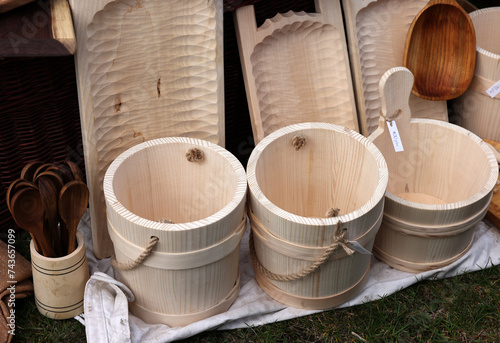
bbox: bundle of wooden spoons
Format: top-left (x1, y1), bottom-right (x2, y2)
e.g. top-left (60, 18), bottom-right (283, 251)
top-left (7, 161), bottom-right (89, 257)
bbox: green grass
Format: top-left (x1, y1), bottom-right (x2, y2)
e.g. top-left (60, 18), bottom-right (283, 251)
top-left (8, 226), bottom-right (500, 343)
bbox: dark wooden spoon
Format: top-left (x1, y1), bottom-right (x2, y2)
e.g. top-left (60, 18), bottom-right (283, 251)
top-left (64, 160), bottom-right (84, 181)
top-left (59, 180), bottom-right (89, 254)
top-left (36, 171), bottom-right (65, 256)
top-left (10, 187), bottom-right (55, 257)
top-left (20, 161), bottom-right (43, 182)
top-left (403, 0), bottom-right (476, 100)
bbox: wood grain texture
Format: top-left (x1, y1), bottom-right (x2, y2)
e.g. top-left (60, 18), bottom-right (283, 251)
top-left (235, 0), bottom-right (358, 144)
top-left (369, 67), bottom-right (498, 272)
top-left (0, 0), bottom-right (75, 56)
top-left (69, 0), bottom-right (224, 258)
top-left (452, 8), bottom-right (500, 141)
top-left (247, 122), bottom-right (387, 305)
top-left (341, 0), bottom-right (448, 136)
top-left (483, 139), bottom-right (500, 228)
top-left (103, 137), bottom-right (247, 326)
top-left (403, 0), bottom-right (476, 100)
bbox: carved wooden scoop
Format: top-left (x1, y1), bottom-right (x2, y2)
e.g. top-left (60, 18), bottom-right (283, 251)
top-left (403, 0), bottom-right (476, 100)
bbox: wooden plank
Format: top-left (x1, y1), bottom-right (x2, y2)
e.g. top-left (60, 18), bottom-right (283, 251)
top-left (235, 0), bottom-right (359, 144)
top-left (341, 0), bottom-right (449, 136)
top-left (483, 139), bottom-right (500, 228)
top-left (69, 0), bottom-right (225, 258)
top-left (0, 0), bottom-right (75, 56)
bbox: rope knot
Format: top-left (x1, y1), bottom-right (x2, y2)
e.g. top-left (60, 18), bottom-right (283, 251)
top-left (186, 148), bottom-right (204, 162)
top-left (291, 135), bottom-right (306, 151)
top-left (334, 221), bottom-right (354, 256)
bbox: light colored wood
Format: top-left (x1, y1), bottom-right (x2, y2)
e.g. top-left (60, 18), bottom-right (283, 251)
top-left (483, 139), bottom-right (500, 228)
top-left (68, 0), bottom-right (225, 258)
top-left (369, 67), bottom-right (499, 272)
top-left (246, 122), bottom-right (388, 308)
top-left (341, 0), bottom-right (448, 136)
top-left (103, 137), bottom-right (247, 326)
top-left (403, 0), bottom-right (476, 100)
top-left (234, 0), bottom-right (358, 144)
top-left (30, 232), bottom-right (89, 319)
top-left (452, 8), bottom-right (500, 141)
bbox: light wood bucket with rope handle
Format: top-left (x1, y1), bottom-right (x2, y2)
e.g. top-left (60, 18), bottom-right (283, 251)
top-left (103, 137), bottom-right (247, 327)
top-left (453, 8), bottom-right (500, 141)
top-left (369, 67), bottom-right (498, 273)
top-left (246, 122), bottom-right (388, 310)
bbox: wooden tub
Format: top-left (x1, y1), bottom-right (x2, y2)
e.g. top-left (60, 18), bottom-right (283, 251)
top-left (246, 122), bottom-right (388, 309)
top-left (103, 137), bottom-right (247, 327)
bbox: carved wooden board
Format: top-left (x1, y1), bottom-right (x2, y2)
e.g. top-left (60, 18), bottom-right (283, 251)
top-left (69, 0), bottom-right (224, 258)
top-left (342, 0), bottom-right (449, 136)
top-left (235, 0), bottom-right (359, 144)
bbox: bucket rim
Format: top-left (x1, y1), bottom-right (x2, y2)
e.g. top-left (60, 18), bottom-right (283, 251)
top-left (246, 122), bottom-right (389, 226)
top-left (103, 137), bottom-right (247, 231)
top-left (470, 7), bottom-right (500, 61)
top-left (384, 118), bottom-right (498, 211)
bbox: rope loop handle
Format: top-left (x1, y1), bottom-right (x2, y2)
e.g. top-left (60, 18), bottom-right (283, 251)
top-left (111, 236), bottom-right (159, 271)
top-left (249, 220), bottom-right (355, 282)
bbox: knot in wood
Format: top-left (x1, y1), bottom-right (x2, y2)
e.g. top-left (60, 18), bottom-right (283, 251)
top-left (291, 135), bottom-right (306, 151)
top-left (186, 148), bottom-right (204, 162)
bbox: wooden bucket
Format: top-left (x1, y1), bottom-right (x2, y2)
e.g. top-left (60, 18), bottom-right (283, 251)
top-left (453, 7), bottom-right (500, 140)
top-left (103, 137), bottom-right (247, 327)
top-left (369, 67), bottom-right (498, 273)
top-left (246, 122), bottom-right (388, 310)
top-left (30, 232), bottom-right (89, 319)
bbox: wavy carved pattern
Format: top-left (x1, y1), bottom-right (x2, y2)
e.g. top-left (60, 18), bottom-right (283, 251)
top-left (251, 21), bottom-right (356, 137)
top-left (84, 0), bottom-right (222, 256)
top-left (356, 0), bottom-right (448, 135)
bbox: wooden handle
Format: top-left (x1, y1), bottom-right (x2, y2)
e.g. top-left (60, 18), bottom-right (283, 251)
top-left (379, 67), bottom-right (413, 129)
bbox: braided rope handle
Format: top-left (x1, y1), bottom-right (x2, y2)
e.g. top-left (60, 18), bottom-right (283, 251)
top-left (249, 221), bottom-right (354, 282)
top-left (111, 236), bottom-right (159, 271)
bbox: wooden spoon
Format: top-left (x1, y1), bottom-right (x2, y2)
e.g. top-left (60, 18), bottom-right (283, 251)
top-left (36, 172), bottom-right (65, 257)
top-left (64, 160), bottom-right (84, 181)
top-left (403, 0), bottom-right (476, 100)
top-left (10, 187), bottom-right (55, 257)
top-left (59, 180), bottom-right (89, 254)
top-left (20, 161), bottom-right (43, 182)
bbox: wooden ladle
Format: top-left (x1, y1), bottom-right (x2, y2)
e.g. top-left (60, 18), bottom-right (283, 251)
top-left (10, 187), bottom-right (55, 257)
top-left (403, 0), bottom-right (476, 100)
top-left (59, 180), bottom-right (89, 255)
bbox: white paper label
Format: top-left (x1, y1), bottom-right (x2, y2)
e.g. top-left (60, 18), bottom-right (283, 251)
top-left (348, 241), bottom-right (372, 255)
top-left (486, 80), bottom-right (500, 98)
top-left (386, 121), bottom-right (404, 152)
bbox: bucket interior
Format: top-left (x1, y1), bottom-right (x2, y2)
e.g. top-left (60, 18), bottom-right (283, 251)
top-left (472, 9), bottom-right (500, 56)
top-left (254, 129), bottom-right (381, 218)
top-left (111, 142), bottom-right (239, 223)
top-left (374, 122), bottom-right (492, 205)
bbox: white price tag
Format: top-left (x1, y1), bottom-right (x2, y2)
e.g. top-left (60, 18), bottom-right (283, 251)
top-left (486, 80), bottom-right (500, 98)
top-left (348, 241), bottom-right (372, 255)
top-left (386, 121), bottom-right (404, 152)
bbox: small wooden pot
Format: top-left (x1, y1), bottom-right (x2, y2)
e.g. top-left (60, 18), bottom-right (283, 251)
top-left (369, 67), bottom-right (498, 273)
top-left (103, 137), bottom-right (247, 327)
top-left (247, 122), bottom-right (388, 309)
top-left (30, 231), bottom-right (89, 319)
top-left (453, 7), bottom-right (500, 140)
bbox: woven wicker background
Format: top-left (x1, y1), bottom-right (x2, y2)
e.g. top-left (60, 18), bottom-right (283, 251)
top-left (0, 56), bottom-right (83, 230)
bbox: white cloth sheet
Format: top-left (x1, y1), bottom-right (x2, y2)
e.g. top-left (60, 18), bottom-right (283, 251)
top-left (78, 211), bottom-right (500, 342)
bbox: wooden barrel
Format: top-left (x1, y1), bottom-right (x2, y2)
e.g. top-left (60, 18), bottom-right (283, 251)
top-left (103, 137), bottom-right (247, 327)
top-left (453, 7), bottom-right (500, 140)
top-left (246, 122), bottom-right (388, 309)
top-left (370, 67), bottom-right (499, 273)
